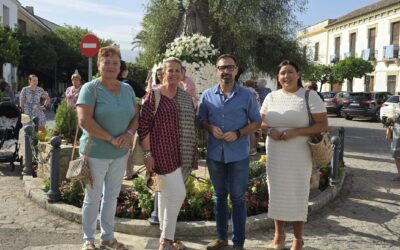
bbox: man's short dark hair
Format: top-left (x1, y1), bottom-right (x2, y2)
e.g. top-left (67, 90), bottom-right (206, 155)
top-left (216, 54), bottom-right (237, 65)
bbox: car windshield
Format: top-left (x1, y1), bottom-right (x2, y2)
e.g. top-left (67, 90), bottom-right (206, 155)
top-left (348, 93), bottom-right (372, 101)
top-left (322, 92), bottom-right (336, 99)
top-left (385, 95), bottom-right (399, 103)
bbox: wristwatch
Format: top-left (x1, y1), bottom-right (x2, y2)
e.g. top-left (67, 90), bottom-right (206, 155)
top-left (267, 129), bottom-right (272, 136)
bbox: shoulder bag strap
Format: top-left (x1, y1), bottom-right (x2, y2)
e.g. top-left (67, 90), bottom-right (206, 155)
top-left (305, 89), bottom-right (314, 126)
top-left (70, 83), bottom-right (97, 160)
top-left (154, 88), bottom-right (161, 115)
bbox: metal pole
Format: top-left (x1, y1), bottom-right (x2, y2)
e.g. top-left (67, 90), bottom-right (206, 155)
top-left (22, 125), bottom-right (34, 175)
top-left (88, 57), bottom-right (93, 82)
top-left (338, 127), bottom-right (345, 162)
top-left (32, 116), bottom-right (39, 146)
top-left (148, 191), bottom-right (160, 225)
top-left (330, 136), bottom-right (341, 185)
top-left (47, 136), bottom-right (61, 202)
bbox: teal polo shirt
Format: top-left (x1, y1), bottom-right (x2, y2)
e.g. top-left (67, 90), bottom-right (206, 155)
top-left (77, 78), bottom-right (136, 159)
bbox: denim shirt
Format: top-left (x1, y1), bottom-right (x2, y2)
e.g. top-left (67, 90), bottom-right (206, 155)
top-left (198, 82), bottom-right (262, 163)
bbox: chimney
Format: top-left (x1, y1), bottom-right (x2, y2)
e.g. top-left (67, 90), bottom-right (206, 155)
top-left (26, 6), bottom-right (34, 15)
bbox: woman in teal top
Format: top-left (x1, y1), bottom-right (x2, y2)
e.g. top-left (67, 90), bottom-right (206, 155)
top-left (76, 46), bottom-right (138, 250)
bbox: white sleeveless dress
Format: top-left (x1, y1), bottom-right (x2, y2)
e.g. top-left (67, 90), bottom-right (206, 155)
top-left (260, 88), bottom-right (326, 221)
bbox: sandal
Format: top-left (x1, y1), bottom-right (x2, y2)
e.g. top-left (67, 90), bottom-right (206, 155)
top-left (173, 240), bottom-right (186, 250)
top-left (100, 238), bottom-right (128, 250)
top-left (392, 175), bottom-right (400, 181)
top-left (290, 238), bottom-right (304, 250)
top-left (159, 239), bottom-right (178, 250)
top-left (82, 241), bottom-right (95, 250)
top-left (266, 234), bottom-right (286, 250)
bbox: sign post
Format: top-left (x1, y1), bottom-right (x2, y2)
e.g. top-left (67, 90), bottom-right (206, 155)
top-left (80, 34), bottom-right (100, 81)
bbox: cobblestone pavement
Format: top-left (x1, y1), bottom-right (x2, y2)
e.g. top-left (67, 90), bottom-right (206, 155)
top-left (0, 116), bottom-right (399, 249)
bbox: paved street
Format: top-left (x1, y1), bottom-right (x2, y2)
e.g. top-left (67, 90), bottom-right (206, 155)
top-left (0, 115), bottom-right (399, 249)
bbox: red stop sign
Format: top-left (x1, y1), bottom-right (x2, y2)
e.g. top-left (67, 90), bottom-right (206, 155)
top-left (80, 34), bottom-right (100, 57)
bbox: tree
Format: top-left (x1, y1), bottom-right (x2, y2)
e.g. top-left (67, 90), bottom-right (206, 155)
top-left (16, 25), bottom-right (114, 88)
top-left (332, 57), bottom-right (374, 92)
top-left (0, 25), bottom-right (20, 75)
top-left (135, 0), bottom-right (309, 75)
top-left (303, 64), bottom-right (339, 91)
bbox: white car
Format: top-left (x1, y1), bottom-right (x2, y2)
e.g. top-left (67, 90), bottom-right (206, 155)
top-left (380, 95), bottom-right (399, 120)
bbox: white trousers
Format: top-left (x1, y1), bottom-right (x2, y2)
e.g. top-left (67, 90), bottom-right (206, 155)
top-left (158, 168), bottom-right (186, 240)
top-left (82, 153), bottom-right (129, 242)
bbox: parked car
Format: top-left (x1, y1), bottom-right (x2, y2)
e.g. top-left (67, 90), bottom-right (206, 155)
top-left (322, 91), bottom-right (349, 117)
top-left (380, 95), bottom-right (400, 120)
top-left (341, 91), bottom-right (392, 121)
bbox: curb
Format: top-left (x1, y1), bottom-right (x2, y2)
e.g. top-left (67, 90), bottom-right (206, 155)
top-left (23, 172), bottom-right (346, 237)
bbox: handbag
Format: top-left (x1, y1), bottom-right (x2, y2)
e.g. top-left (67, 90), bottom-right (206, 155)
top-left (305, 90), bottom-right (333, 165)
top-left (127, 89), bottom-right (161, 190)
top-left (66, 84), bottom-right (97, 187)
top-left (385, 127), bottom-right (393, 140)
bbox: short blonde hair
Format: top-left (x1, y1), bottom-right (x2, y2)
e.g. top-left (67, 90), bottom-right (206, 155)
top-left (97, 46), bottom-right (121, 61)
top-left (71, 73), bottom-right (81, 80)
top-left (163, 57), bottom-right (182, 71)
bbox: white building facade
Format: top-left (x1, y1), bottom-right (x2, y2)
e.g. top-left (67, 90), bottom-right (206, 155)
top-left (298, 0), bottom-right (400, 94)
top-left (1, 0), bottom-right (18, 85)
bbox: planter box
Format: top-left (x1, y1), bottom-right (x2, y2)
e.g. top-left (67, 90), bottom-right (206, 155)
top-left (36, 141), bottom-right (79, 181)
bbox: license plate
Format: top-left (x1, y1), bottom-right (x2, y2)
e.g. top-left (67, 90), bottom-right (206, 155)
top-left (350, 103), bottom-right (360, 106)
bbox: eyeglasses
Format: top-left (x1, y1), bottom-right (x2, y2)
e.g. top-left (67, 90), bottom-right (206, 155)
top-left (216, 65), bottom-right (237, 71)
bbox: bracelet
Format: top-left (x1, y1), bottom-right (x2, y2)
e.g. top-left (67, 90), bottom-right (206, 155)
top-left (236, 129), bottom-right (241, 139)
top-left (267, 129), bottom-right (272, 136)
top-left (108, 136), bottom-right (114, 143)
top-left (143, 150), bottom-right (152, 158)
top-left (126, 129), bottom-right (134, 136)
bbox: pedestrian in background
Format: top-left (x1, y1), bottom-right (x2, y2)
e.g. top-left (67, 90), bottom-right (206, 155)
top-left (305, 81), bottom-right (324, 101)
top-left (243, 79), bottom-right (260, 155)
top-left (19, 74), bottom-right (50, 132)
top-left (390, 114), bottom-right (400, 181)
top-left (76, 46), bottom-right (138, 250)
top-left (146, 66), bottom-right (163, 92)
top-left (260, 60), bottom-right (327, 250)
top-left (138, 57), bottom-right (197, 250)
top-left (65, 71), bottom-right (82, 107)
top-left (179, 66), bottom-right (199, 108)
top-left (118, 60), bottom-right (146, 99)
top-left (198, 54), bottom-right (261, 250)
top-left (256, 78), bottom-right (271, 105)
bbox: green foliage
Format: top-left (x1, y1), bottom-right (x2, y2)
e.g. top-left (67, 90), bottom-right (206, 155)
top-left (59, 180), bottom-right (84, 207)
top-left (54, 100), bottom-right (77, 142)
top-left (179, 176), bottom-right (215, 220)
top-left (16, 25), bottom-right (114, 87)
top-left (249, 160), bottom-right (265, 179)
top-left (333, 57), bottom-right (374, 82)
top-left (303, 64), bottom-right (339, 91)
top-left (116, 178), bottom-right (154, 219)
top-left (43, 178), bottom-right (50, 192)
top-left (0, 25), bottom-right (20, 66)
top-left (134, 0), bottom-right (181, 67)
top-left (126, 62), bottom-right (148, 89)
top-left (332, 57), bottom-right (374, 91)
top-left (136, 0), bottom-right (309, 74)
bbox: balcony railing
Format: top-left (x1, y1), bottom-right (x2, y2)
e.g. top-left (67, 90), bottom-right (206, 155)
top-left (330, 55), bottom-right (340, 64)
top-left (361, 48), bottom-right (378, 61)
top-left (383, 45), bottom-right (399, 59)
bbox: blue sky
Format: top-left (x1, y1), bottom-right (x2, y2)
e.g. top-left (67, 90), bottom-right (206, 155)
top-left (19, 0), bottom-right (378, 62)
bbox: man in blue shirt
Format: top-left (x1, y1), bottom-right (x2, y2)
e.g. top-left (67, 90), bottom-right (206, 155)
top-left (198, 54), bottom-right (261, 250)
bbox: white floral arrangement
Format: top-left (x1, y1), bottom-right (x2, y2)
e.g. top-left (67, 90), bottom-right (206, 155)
top-left (153, 34), bottom-right (220, 97)
top-left (164, 34), bottom-right (218, 63)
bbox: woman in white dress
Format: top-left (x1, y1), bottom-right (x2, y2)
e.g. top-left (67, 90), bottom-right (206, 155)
top-left (260, 60), bottom-right (327, 250)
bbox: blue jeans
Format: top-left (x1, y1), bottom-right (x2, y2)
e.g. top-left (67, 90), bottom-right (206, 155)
top-left (207, 157), bottom-right (249, 247)
top-left (82, 153), bottom-right (129, 242)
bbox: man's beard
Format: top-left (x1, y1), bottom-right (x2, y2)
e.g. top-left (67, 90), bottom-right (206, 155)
top-left (221, 74), bottom-right (233, 84)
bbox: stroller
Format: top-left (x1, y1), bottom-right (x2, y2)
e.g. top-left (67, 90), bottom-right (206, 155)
top-left (0, 101), bottom-right (23, 171)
